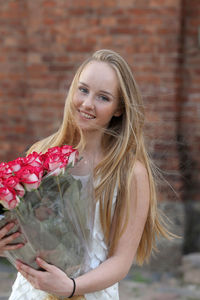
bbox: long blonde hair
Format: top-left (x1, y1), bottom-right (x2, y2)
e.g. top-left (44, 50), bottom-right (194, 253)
top-left (28, 49), bottom-right (171, 265)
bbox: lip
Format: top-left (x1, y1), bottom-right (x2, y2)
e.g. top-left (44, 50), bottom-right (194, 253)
top-left (78, 110), bottom-right (96, 119)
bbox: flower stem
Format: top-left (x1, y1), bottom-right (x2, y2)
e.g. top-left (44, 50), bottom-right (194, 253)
top-left (15, 205), bottom-right (25, 223)
top-left (55, 176), bottom-right (65, 216)
top-left (35, 189), bottom-right (42, 201)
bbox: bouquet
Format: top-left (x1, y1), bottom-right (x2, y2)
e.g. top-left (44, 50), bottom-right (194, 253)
top-left (0, 145), bottom-right (94, 279)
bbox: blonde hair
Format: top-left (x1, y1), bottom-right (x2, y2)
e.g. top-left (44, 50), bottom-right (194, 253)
top-left (28, 49), bottom-right (171, 265)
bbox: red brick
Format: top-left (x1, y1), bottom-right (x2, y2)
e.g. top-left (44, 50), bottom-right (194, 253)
top-left (43, 0), bottom-right (56, 7)
top-left (101, 16), bottom-right (117, 27)
top-left (149, 0), bottom-right (181, 7)
top-left (118, 0), bottom-right (134, 7)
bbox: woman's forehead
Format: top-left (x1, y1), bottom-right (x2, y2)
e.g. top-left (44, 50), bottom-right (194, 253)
top-left (79, 61), bottom-right (119, 93)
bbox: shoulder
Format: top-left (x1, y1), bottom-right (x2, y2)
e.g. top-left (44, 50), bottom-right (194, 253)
top-left (132, 160), bottom-right (149, 181)
top-left (130, 160), bottom-right (150, 205)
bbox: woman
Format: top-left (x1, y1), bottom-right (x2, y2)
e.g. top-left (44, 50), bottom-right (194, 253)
top-left (0, 49), bottom-right (170, 299)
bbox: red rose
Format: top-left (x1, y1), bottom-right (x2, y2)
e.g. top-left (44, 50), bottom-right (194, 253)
top-left (0, 162), bottom-right (5, 172)
top-left (61, 145), bottom-right (78, 166)
top-left (42, 146), bottom-right (79, 176)
top-left (0, 162), bottom-right (13, 180)
top-left (68, 150), bottom-right (79, 167)
top-left (0, 185), bottom-right (20, 209)
top-left (46, 146), bottom-right (61, 154)
top-left (17, 165), bottom-right (43, 192)
top-left (24, 152), bottom-right (43, 168)
top-left (4, 176), bottom-right (25, 198)
top-left (61, 145), bottom-right (74, 156)
top-left (43, 153), bottom-right (64, 176)
top-left (42, 147), bottom-right (64, 175)
top-left (8, 157), bottom-right (25, 173)
top-left (0, 178), bottom-right (4, 188)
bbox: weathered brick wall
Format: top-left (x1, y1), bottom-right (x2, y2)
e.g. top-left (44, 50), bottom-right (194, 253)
top-left (0, 0), bottom-right (28, 159)
top-left (178, 0), bottom-right (200, 202)
top-left (0, 0), bottom-right (199, 213)
top-left (178, 0), bottom-right (200, 253)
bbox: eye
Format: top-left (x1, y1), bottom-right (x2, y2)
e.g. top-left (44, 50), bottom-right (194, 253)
top-left (98, 94), bottom-right (109, 102)
top-left (78, 86), bottom-right (89, 94)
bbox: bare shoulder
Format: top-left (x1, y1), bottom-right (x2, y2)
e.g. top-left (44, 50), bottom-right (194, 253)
top-left (132, 160), bottom-right (148, 180)
top-left (131, 160), bottom-right (150, 207)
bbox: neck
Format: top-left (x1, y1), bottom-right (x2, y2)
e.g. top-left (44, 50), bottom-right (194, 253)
top-left (81, 130), bottom-right (104, 167)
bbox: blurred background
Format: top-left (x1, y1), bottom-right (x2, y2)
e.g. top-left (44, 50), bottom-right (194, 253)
top-left (0, 0), bottom-right (199, 299)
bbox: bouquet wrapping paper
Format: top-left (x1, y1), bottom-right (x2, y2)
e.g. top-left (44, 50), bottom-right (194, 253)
top-left (0, 146), bottom-right (94, 280)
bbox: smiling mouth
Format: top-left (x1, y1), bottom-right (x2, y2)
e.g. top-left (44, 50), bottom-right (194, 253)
top-left (79, 110), bottom-right (96, 119)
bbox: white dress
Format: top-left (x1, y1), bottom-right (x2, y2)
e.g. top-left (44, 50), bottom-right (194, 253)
top-left (8, 186), bottom-right (119, 300)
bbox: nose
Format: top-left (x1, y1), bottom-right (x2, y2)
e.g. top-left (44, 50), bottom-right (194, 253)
top-left (82, 94), bottom-right (95, 110)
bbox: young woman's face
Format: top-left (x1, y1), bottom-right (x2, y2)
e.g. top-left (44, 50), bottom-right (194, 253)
top-left (72, 61), bottom-right (121, 132)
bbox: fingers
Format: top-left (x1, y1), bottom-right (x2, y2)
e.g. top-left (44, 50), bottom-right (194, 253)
top-left (36, 257), bottom-right (54, 272)
top-left (16, 261), bottom-right (37, 288)
top-left (0, 223), bottom-right (15, 239)
top-left (1, 241), bottom-right (24, 251)
top-left (0, 223), bottom-right (23, 251)
top-left (17, 257), bottom-right (56, 276)
top-left (16, 259), bottom-right (47, 290)
top-left (16, 260), bottom-right (39, 277)
top-left (17, 258), bottom-right (70, 294)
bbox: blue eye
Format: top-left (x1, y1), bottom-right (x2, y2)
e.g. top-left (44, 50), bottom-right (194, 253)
top-left (98, 95), bottom-right (109, 102)
top-left (79, 87), bottom-right (89, 94)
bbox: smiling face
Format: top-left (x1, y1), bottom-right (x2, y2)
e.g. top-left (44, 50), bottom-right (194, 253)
top-left (72, 61), bottom-right (122, 132)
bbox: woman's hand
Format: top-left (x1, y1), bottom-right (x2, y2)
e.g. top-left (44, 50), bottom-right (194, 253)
top-left (0, 223), bottom-right (24, 256)
top-left (16, 257), bottom-right (74, 297)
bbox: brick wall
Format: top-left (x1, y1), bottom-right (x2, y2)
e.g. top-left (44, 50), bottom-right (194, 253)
top-left (0, 0), bottom-right (28, 159)
top-left (178, 0), bottom-right (200, 253)
top-left (0, 0), bottom-right (199, 214)
top-left (178, 0), bottom-right (200, 202)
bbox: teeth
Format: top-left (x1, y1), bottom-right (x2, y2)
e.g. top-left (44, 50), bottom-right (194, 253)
top-left (80, 111), bottom-right (95, 119)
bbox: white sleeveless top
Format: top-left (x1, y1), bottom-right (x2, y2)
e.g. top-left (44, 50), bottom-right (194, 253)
top-left (8, 184), bottom-right (119, 300)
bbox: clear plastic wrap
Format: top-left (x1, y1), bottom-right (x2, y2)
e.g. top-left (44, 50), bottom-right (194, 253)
top-left (0, 158), bottom-right (94, 278)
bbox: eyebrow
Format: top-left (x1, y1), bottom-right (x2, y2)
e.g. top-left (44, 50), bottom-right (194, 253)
top-left (79, 81), bottom-right (115, 99)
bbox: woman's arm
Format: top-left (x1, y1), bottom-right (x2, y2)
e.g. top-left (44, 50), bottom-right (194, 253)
top-left (16, 161), bottom-right (150, 297)
top-left (75, 160), bottom-right (150, 294)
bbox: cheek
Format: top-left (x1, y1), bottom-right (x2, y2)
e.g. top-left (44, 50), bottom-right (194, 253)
top-left (106, 103), bottom-right (119, 116)
top-left (98, 105), bottom-right (117, 121)
top-left (72, 92), bottom-right (81, 107)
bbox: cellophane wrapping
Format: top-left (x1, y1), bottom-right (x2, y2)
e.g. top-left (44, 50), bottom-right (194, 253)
top-left (0, 159), bottom-right (94, 278)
